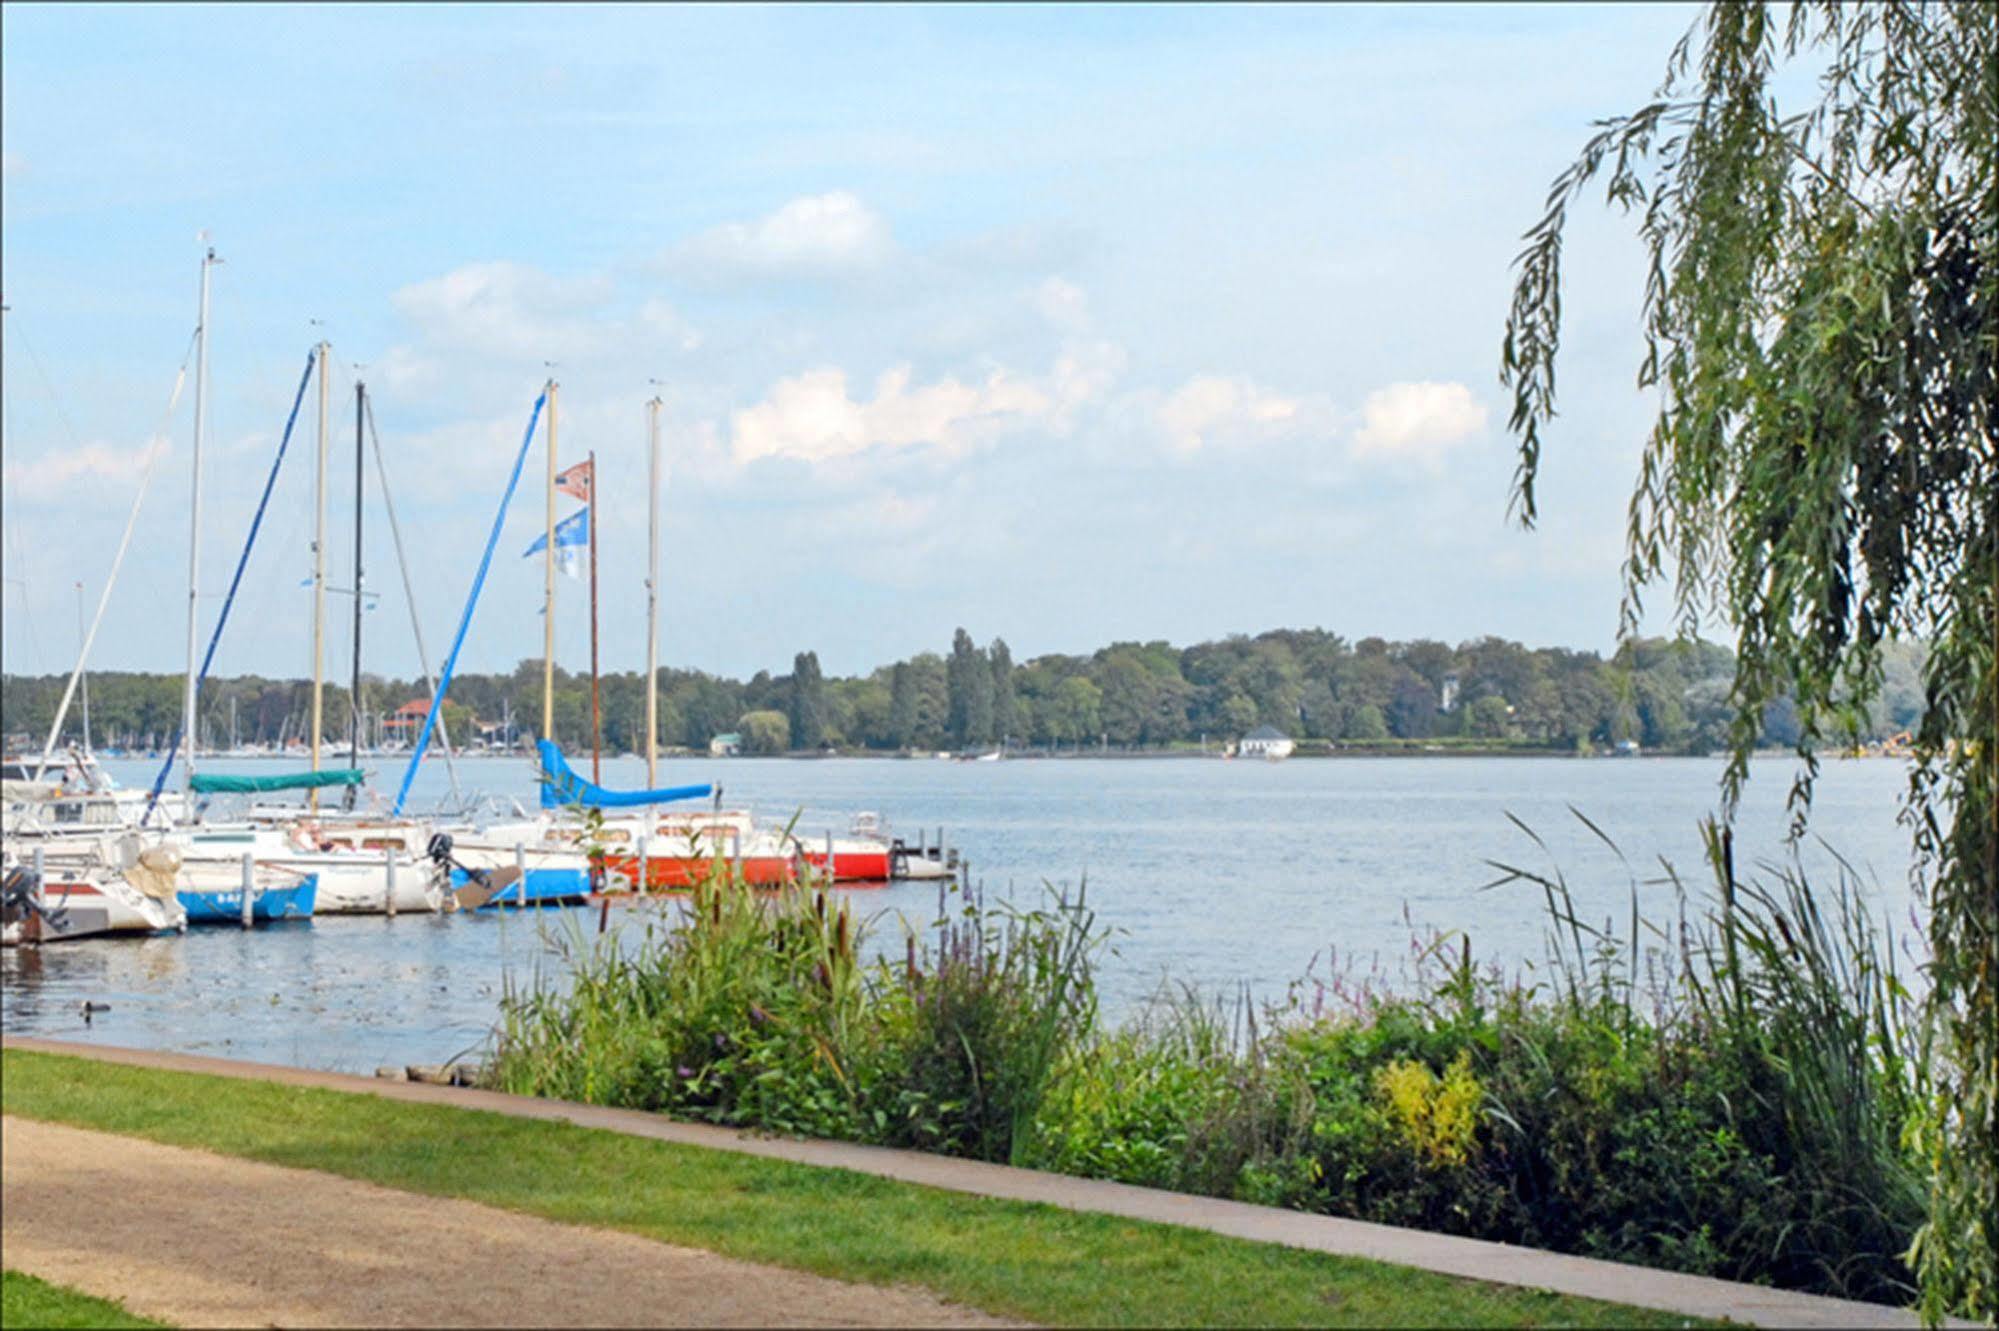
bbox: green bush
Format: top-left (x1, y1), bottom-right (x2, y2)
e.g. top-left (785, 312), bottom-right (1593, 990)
top-left (492, 815), bottom-right (1928, 1309)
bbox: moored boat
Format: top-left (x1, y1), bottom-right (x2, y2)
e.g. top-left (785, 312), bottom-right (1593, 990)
top-left (1, 854), bottom-right (188, 945)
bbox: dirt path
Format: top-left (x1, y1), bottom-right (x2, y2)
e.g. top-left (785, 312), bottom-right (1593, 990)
top-left (1, 1116), bottom-right (1017, 1328)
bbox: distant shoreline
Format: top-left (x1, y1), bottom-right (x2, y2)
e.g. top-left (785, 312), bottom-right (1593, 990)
top-left (93, 746), bottom-right (1876, 764)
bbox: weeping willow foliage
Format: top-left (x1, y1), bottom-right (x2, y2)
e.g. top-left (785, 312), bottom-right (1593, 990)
top-left (1498, 3), bottom-right (1995, 1320)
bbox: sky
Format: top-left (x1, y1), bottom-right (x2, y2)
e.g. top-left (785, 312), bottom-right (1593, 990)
top-left (1, 2), bottom-right (1706, 686)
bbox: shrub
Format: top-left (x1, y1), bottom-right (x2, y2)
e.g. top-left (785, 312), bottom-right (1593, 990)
top-left (490, 813), bottom-right (1927, 1308)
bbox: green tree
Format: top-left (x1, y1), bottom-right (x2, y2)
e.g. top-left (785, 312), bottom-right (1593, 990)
top-left (1465, 695), bottom-right (1513, 741)
top-left (738, 709), bottom-right (790, 756)
top-left (1050, 675), bottom-right (1102, 746)
top-left (1500, 4), bottom-right (1995, 1316)
top-left (946, 628), bottom-right (993, 749)
top-left (989, 637), bottom-right (1017, 746)
top-left (1345, 703), bottom-right (1388, 742)
top-left (788, 651), bottom-right (826, 751)
top-left (1219, 692), bottom-right (1259, 737)
top-left (887, 661), bottom-right (916, 749)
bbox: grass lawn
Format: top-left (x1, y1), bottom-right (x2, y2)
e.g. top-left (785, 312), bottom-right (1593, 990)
top-left (2, 1270), bottom-right (169, 1329)
top-left (2, 1049), bottom-right (1702, 1328)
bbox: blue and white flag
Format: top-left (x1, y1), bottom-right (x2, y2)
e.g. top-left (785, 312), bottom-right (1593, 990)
top-left (523, 506), bottom-right (589, 579)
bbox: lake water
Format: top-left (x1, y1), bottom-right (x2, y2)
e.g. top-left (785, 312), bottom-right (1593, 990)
top-left (2, 753), bottom-right (1923, 1074)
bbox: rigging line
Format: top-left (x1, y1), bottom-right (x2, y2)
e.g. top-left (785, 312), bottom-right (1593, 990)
top-left (9, 308), bottom-right (86, 452)
top-left (0, 319), bottom-right (48, 676)
top-left (31, 326), bottom-right (202, 782)
top-left (364, 388), bottom-right (462, 804)
top-left (393, 387), bottom-right (547, 816)
top-left (146, 348), bottom-right (319, 815)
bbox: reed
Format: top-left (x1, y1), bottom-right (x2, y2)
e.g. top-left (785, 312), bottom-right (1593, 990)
top-left (490, 814), bottom-right (1929, 1308)
top-left (493, 856), bottom-right (1105, 1158)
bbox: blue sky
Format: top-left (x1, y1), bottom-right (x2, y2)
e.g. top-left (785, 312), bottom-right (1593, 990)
top-left (2, 2), bottom-right (1703, 684)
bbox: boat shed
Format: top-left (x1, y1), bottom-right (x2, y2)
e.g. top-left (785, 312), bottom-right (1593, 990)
top-left (1239, 725), bottom-right (1295, 760)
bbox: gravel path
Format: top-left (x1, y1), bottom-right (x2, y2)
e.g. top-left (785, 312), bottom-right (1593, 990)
top-left (1, 1116), bottom-right (1017, 1328)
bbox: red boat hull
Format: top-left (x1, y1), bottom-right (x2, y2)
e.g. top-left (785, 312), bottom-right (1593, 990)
top-left (599, 852), bottom-right (798, 891)
top-left (803, 850), bottom-right (893, 882)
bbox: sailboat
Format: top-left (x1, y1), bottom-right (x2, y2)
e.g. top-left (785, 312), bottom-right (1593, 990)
top-left (200, 362), bottom-right (444, 913)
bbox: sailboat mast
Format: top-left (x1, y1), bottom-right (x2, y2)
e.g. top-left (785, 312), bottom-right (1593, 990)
top-left (181, 247), bottom-right (217, 807)
top-left (348, 379), bottom-right (366, 805)
top-left (589, 448), bottom-right (601, 784)
top-left (310, 339), bottom-right (329, 809)
top-left (645, 396), bottom-right (661, 787)
top-left (543, 379), bottom-right (558, 743)
top-left (75, 581), bottom-right (92, 754)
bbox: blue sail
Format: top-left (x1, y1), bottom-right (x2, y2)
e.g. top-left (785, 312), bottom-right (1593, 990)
top-left (391, 388), bottom-right (546, 815)
top-left (147, 349), bottom-right (319, 816)
top-left (537, 740), bottom-right (712, 810)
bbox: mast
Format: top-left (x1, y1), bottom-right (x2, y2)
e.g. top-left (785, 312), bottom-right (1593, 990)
top-left (645, 395), bottom-right (661, 787)
top-left (347, 379), bottom-right (366, 807)
top-left (181, 246), bottom-right (217, 807)
top-left (310, 339), bottom-right (329, 809)
top-left (589, 448), bottom-right (601, 784)
top-left (75, 582), bottom-right (92, 754)
top-left (542, 379), bottom-right (558, 744)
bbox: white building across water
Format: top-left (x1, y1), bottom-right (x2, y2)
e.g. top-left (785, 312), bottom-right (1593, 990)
top-left (1238, 725), bottom-right (1295, 760)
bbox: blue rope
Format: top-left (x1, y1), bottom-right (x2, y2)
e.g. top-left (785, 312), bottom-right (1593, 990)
top-left (147, 350), bottom-right (318, 816)
top-left (392, 388), bottom-right (548, 815)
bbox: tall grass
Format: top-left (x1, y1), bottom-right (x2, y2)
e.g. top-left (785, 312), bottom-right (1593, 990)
top-left (490, 816), bottom-right (1930, 1307)
top-left (494, 863), bottom-right (1102, 1162)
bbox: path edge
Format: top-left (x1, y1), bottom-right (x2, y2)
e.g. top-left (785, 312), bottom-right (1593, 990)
top-left (0, 1036), bottom-right (1950, 1330)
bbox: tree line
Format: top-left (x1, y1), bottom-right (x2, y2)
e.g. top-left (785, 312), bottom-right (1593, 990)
top-left (0, 628), bottom-right (1926, 757)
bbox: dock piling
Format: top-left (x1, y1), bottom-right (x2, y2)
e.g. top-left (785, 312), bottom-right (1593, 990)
top-left (384, 844), bottom-right (397, 917)
top-left (514, 843), bottom-right (527, 909)
top-left (240, 852), bottom-right (254, 928)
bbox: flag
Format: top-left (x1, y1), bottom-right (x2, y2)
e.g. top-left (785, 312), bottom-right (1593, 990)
top-left (523, 506), bottom-right (589, 579)
top-left (555, 459), bottom-right (593, 503)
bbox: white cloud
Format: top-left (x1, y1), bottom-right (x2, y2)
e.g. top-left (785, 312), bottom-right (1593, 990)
top-left (1350, 381), bottom-right (1486, 465)
top-left (1, 151), bottom-right (25, 177)
top-left (1156, 375), bottom-right (1302, 455)
top-left (637, 298), bottom-right (702, 352)
top-left (2, 438), bottom-right (169, 501)
top-left (731, 363), bottom-right (1053, 465)
top-left (391, 261), bottom-right (613, 362)
top-left (377, 262), bottom-right (704, 408)
top-left (674, 191), bottom-right (895, 282)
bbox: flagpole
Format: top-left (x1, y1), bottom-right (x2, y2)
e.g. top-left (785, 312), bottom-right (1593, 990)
top-left (588, 449), bottom-right (601, 784)
top-left (645, 396), bottom-right (661, 788)
top-left (309, 338), bottom-right (330, 810)
top-left (542, 378), bottom-right (557, 745)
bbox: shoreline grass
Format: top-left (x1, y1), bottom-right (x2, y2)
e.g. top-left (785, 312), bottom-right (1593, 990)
top-left (1, 1270), bottom-right (169, 1329)
top-left (1, 1048), bottom-right (1701, 1329)
top-left (492, 820), bottom-right (1925, 1311)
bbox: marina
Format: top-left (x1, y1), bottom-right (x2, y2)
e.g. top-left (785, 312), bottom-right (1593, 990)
top-left (2, 750), bottom-right (1914, 1073)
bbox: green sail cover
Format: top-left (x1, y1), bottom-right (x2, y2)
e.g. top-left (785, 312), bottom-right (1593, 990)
top-left (189, 769), bottom-right (364, 794)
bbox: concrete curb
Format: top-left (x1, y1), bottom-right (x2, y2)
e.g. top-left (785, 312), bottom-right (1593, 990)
top-left (1, 1036), bottom-right (1951, 1329)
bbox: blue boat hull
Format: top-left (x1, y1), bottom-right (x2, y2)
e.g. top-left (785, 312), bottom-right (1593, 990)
top-left (451, 866), bottom-right (591, 907)
top-left (178, 876), bottom-right (318, 924)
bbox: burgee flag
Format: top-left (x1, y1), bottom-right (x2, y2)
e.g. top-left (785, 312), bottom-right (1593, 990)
top-left (555, 460), bottom-right (593, 503)
top-left (523, 506), bottom-right (589, 578)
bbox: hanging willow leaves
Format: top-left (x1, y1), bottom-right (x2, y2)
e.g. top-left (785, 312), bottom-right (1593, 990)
top-left (1499, 2), bottom-right (1995, 1321)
